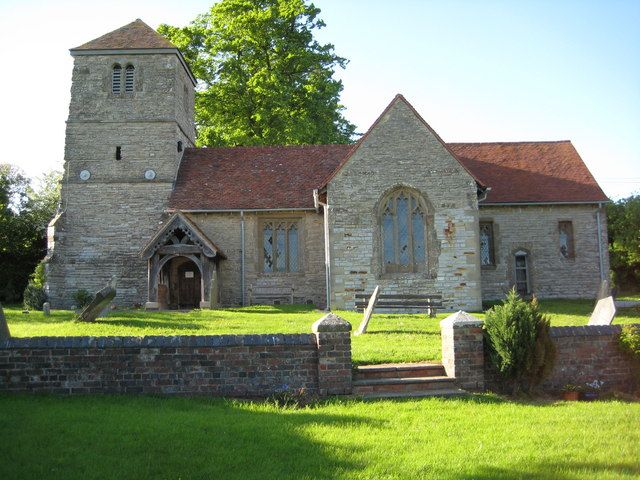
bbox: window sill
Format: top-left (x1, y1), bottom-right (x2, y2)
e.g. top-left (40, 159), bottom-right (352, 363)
top-left (481, 264), bottom-right (497, 270)
top-left (377, 271), bottom-right (433, 280)
top-left (258, 271), bottom-right (306, 277)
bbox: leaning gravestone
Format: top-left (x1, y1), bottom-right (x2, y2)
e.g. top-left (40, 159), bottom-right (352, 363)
top-left (588, 295), bottom-right (616, 326)
top-left (43, 302), bottom-right (51, 316)
top-left (76, 277), bottom-right (117, 323)
top-left (0, 302), bottom-right (10, 340)
top-left (355, 285), bottom-right (380, 336)
top-left (596, 279), bottom-right (611, 301)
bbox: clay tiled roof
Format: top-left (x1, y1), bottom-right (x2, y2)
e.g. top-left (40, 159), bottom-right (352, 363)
top-left (168, 145), bottom-right (353, 210)
top-left (168, 140), bottom-right (607, 211)
top-left (72, 19), bottom-right (176, 51)
top-left (449, 141), bottom-right (608, 204)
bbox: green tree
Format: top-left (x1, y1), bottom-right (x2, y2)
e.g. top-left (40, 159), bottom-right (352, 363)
top-left (0, 165), bottom-right (61, 302)
top-left (158, 0), bottom-right (356, 147)
top-left (607, 195), bottom-right (640, 292)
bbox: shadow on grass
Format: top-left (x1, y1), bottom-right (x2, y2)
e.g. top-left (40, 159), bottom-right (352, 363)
top-left (0, 395), bottom-right (374, 480)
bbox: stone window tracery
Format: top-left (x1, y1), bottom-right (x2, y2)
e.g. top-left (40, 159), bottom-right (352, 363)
top-left (380, 188), bottom-right (427, 273)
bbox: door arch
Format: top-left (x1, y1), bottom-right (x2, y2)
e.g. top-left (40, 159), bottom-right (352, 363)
top-left (158, 255), bottom-right (203, 309)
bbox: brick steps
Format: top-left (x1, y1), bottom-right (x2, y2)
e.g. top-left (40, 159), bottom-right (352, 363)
top-left (358, 388), bottom-right (468, 400)
top-left (352, 363), bottom-right (467, 398)
top-left (356, 362), bottom-right (446, 380)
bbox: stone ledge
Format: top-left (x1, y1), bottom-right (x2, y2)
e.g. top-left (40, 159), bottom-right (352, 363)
top-left (440, 310), bottom-right (483, 329)
top-left (0, 333), bottom-right (317, 350)
top-left (549, 324), bottom-right (634, 338)
top-left (312, 313), bottom-right (352, 333)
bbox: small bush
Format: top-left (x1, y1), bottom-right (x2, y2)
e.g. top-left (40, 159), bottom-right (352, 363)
top-left (73, 289), bottom-right (93, 309)
top-left (619, 325), bottom-right (640, 358)
top-left (484, 289), bottom-right (556, 394)
top-left (23, 284), bottom-right (47, 310)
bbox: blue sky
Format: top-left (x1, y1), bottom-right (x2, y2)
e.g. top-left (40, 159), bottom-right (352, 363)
top-left (1, 0), bottom-right (638, 198)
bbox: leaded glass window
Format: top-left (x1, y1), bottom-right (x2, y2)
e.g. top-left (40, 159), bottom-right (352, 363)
top-left (263, 224), bottom-right (273, 272)
top-left (479, 222), bottom-right (495, 266)
top-left (262, 220), bottom-right (300, 273)
top-left (514, 251), bottom-right (530, 296)
top-left (380, 188), bottom-right (427, 273)
top-left (559, 221), bottom-right (574, 258)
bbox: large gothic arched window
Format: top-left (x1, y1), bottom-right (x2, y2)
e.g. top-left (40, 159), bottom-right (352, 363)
top-left (380, 188), bottom-right (427, 273)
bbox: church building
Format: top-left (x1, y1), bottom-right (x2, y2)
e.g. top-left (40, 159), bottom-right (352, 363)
top-left (46, 20), bottom-right (610, 311)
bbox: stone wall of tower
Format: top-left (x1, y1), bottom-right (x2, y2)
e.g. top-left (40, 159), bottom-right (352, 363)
top-left (46, 52), bottom-right (195, 308)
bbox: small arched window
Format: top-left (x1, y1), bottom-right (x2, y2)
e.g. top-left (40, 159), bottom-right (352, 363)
top-left (112, 64), bottom-right (122, 94)
top-left (380, 188), bottom-right (427, 273)
top-left (125, 65), bottom-right (135, 93)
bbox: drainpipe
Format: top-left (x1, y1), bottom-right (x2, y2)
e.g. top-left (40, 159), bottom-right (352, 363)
top-left (596, 203), bottom-right (605, 282)
top-left (240, 210), bottom-right (246, 306)
top-left (314, 189), bottom-right (331, 311)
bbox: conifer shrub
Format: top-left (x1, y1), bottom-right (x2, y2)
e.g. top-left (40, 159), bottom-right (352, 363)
top-left (484, 289), bottom-right (556, 394)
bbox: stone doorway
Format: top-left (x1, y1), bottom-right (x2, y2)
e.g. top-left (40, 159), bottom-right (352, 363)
top-left (159, 256), bottom-right (203, 309)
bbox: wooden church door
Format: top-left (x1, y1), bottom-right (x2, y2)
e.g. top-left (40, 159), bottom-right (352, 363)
top-left (177, 261), bottom-right (201, 308)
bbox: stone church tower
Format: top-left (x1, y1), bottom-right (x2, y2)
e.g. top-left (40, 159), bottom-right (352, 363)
top-left (46, 20), bottom-right (196, 307)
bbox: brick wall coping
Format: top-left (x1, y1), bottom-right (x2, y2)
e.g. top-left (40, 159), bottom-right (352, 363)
top-left (0, 333), bottom-right (316, 350)
top-left (549, 324), bottom-right (636, 338)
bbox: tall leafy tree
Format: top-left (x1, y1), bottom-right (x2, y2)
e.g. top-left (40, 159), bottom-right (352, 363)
top-left (607, 195), bottom-right (640, 291)
top-left (0, 165), bottom-right (61, 302)
top-left (158, 0), bottom-right (356, 146)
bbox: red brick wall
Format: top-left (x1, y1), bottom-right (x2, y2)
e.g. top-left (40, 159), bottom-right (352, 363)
top-left (541, 325), bottom-right (637, 393)
top-left (0, 333), bottom-right (351, 397)
top-left (481, 325), bottom-right (638, 393)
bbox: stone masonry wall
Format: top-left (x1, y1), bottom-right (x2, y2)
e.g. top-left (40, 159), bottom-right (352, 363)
top-left (327, 97), bottom-right (482, 311)
top-left (47, 51), bottom-right (195, 308)
top-left (189, 211), bottom-right (327, 308)
top-left (479, 204), bottom-right (610, 300)
top-left (0, 315), bottom-right (352, 397)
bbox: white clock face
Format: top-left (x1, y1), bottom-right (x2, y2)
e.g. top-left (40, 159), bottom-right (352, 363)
top-left (144, 169), bottom-right (156, 180)
top-left (79, 170), bottom-right (90, 181)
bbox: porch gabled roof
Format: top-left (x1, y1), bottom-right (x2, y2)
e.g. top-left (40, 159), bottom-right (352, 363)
top-left (140, 212), bottom-right (225, 260)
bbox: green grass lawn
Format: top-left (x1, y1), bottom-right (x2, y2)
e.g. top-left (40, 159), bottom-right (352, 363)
top-left (4, 300), bottom-right (640, 365)
top-left (0, 394), bottom-right (638, 480)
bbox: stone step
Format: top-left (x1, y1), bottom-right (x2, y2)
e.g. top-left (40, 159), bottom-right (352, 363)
top-left (358, 388), bottom-right (468, 400)
top-left (354, 363), bottom-right (446, 380)
top-left (352, 376), bottom-right (456, 395)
